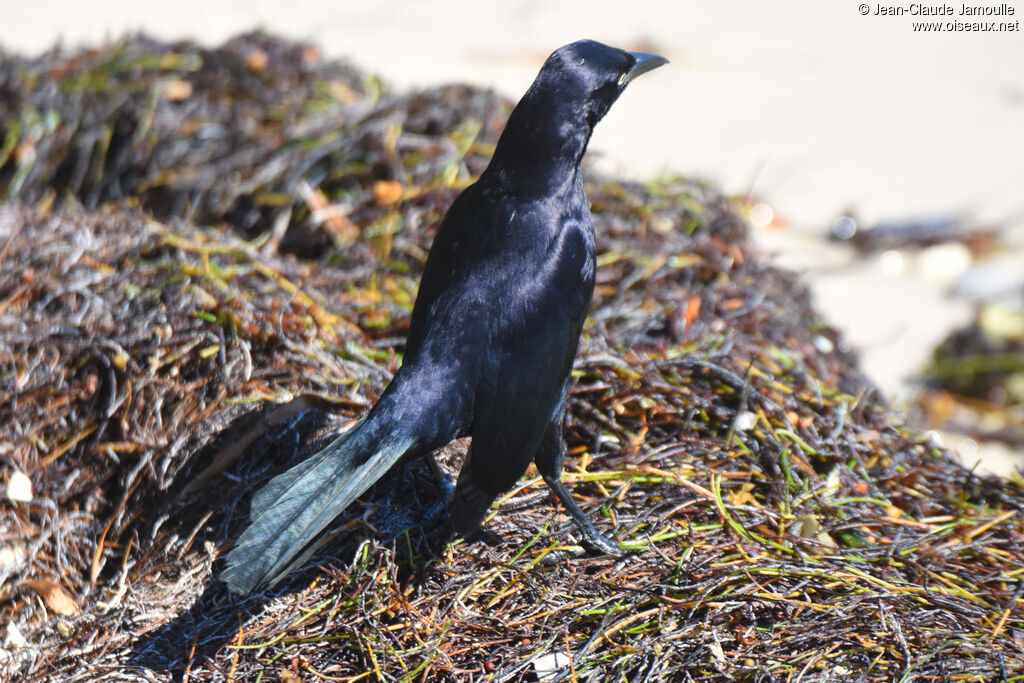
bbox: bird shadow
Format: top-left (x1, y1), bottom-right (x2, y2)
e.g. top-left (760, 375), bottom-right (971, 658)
top-left (123, 396), bottom-right (462, 680)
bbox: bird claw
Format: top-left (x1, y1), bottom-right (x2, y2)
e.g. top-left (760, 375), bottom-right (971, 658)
top-left (539, 545), bottom-right (587, 565)
top-left (583, 532), bottom-right (624, 557)
top-left (539, 532), bottom-right (624, 565)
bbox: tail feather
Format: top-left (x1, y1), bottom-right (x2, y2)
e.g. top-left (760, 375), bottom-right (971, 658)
top-left (222, 421), bottom-right (413, 594)
top-left (249, 419), bottom-right (362, 520)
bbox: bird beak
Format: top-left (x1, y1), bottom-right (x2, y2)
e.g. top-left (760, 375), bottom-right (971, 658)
top-left (619, 51), bottom-right (669, 86)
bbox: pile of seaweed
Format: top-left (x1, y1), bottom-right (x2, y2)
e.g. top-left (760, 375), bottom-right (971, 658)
top-left (2, 34), bottom-right (1023, 682)
top-left (919, 302), bottom-right (1024, 450)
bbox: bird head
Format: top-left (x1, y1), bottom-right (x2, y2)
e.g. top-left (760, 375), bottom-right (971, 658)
top-left (540, 40), bottom-right (669, 128)
top-left (486, 40), bottom-right (667, 195)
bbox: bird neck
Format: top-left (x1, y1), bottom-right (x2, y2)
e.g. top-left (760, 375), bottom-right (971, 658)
top-left (484, 92), bottom-right (592, 198)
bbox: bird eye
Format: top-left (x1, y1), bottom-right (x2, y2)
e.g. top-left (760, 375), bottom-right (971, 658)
top-left (578, 58), bottom-right (585, 65)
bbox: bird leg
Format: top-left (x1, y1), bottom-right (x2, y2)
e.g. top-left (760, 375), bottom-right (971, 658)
top-left (541, 472), bottom-right (621, 556)
top-left (426, 451), bottom-right (457, 504)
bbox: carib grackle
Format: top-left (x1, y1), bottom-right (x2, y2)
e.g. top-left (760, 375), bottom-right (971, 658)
top-left (222, 40), bottom-right (667, 594)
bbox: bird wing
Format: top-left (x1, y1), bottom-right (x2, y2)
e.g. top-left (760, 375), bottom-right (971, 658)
top-left (461, 208), bottom-right (595, 496)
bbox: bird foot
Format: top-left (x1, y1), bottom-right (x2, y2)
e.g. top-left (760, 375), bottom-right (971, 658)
top-left (539, 532), bottom-right (624, 565)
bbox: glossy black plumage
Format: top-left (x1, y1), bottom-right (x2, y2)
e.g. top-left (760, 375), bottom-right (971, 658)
top-left (222, 40), bottom-right (667, 594)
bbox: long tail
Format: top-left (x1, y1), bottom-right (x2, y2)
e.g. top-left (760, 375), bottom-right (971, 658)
top-left (222, 399), bottom-right (422, 594)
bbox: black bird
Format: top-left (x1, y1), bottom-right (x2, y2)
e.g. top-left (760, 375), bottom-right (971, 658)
top-left (222, 40), bottom-right (667, 594)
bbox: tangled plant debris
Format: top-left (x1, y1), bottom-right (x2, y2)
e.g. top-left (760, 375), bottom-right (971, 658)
top-left (1, 33), bottom-right (1023, 682)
